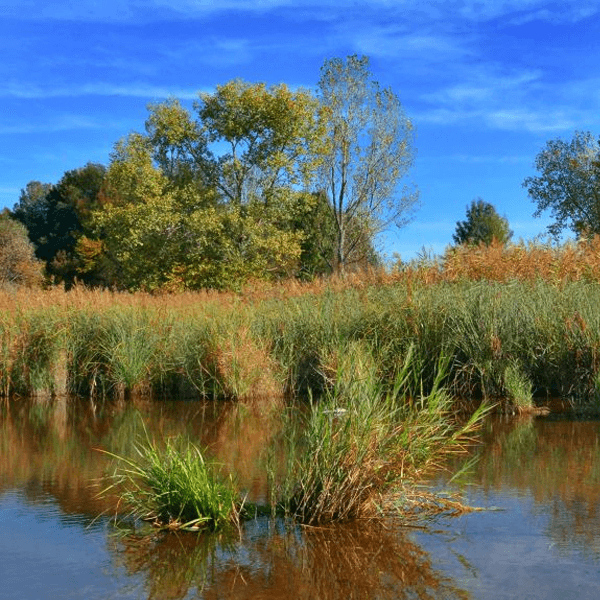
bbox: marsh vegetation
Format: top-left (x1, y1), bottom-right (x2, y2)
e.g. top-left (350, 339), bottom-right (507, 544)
top-left (3, 239), bottom-right (600, 528)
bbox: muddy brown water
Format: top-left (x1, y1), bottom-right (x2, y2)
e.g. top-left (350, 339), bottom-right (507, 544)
top-left (0, 396), bottom-right (599, 599)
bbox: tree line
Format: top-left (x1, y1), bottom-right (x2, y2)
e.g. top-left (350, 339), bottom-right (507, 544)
top-left (6, 55), bottom-right (419, 291)
top-left (5, 53), bottom-right (600, 290)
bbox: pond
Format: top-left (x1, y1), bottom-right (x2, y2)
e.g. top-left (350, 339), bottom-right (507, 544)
top-left (0, 396), bottom-right (599, 599)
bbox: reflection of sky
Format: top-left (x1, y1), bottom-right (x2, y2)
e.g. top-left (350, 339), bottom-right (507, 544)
top-left (417, 416), bottom-right (600, 600)
top-left (0, 491), bottom-right (143, 600)
top-left (414, 492), bottom-right (599, 600)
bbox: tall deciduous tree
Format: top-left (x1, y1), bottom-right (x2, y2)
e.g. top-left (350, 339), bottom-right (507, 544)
top-left (453, 198), bottom-right (513, 246)
top-left (91, 82), bottom-right (325, 290)
top-left (196, 80), bottom-right (325, 207)
top-left (316, 55), bottom-right (418, 272)
top-left (523, 130), bottom-right (600, 237)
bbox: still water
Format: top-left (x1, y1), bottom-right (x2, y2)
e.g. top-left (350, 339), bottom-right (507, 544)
top-left (0, 396), bottom-right (599, 599)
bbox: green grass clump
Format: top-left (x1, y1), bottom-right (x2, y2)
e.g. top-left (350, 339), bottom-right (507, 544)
top-left (10, 309), bottom-right (67, 397)
top-left (101, 430), bottom-right (241, 531)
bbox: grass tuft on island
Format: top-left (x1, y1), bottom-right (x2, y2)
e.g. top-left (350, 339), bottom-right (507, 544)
top-left (99, 429), bottom-right (242, 532)
top-left (269, 345), bottom-right (490, 524)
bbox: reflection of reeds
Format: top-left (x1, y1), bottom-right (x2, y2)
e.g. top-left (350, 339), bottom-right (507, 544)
top-left (108, 518), bottom-right (470, 600)
top-left (198, 520), bottom-right (470, 600)
top-left (107, 525), bottom-right (238, 600)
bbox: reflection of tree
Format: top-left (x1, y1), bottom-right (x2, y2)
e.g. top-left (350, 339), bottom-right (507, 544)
top-left (0, 395), bottom-right (117, 516)
top-left (199, 520), bottom-right (469, 600)
top-left (453, 414), bottom-right (600, 558)
top-left (105, 520), bottom-right (470, 600)
top-left (0, 396), bottom-right (280, 521)
top-left (100, 399), bottom-right (281, 503)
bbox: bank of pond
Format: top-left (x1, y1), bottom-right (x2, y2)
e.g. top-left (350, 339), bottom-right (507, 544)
top-left (3, 279), bottom-right (600, 409)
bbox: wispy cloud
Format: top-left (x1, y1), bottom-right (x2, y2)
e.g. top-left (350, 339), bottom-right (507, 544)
top-left (0, 81), bottom-right (207, 100)
top-left (415, 104), bottom-right (579, 133)
top-left (4, 0), bottom-right (599, 24)
top-left (444, 154), bottom-right (531, 164)
top-left (160, 38), bottom-right (253, 68)
top-left (412, 61), bottom-right (600, 133)
top-left (0, 114), bottom-right (134, 135)
top-left (487, 108), bottom-right (577, 132)
top-left (349, 27), bottom-right (472, 63)
top-left (0, 115), bottom-right (99, 135)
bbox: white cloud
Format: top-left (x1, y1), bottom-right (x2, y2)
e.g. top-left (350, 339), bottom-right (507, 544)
top-left (487, 108), bottom-right (576, 132)
top-left (160, 38), bottom-right (253, 68)
top-left (350, 27), bottom-right (472, 63)
top-left (445, 154), bottom-right (531, 164)
top-left (0, 81), bottom-right (207, 100)
top-left (412, 61), bottom-right (600, 133)
top-left (415, 104), bottom-right (578, 134)
top-left (0, 115), bottom-right (102, 135)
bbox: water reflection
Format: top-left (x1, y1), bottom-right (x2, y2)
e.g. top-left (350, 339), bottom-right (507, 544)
top-left (466, 414), bottom-right (600, 556)
top-left (0, 396), bottom-right (281, 517)
top-left (1, 398), bottom-right (600, 599)
top-left (108, 520), bottom-right (469, 600)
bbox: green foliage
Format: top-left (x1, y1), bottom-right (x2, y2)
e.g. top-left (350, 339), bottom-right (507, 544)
top-left (197, 79), bottom-right (325, 206)
top-left (292, 191), bottom-right (337, 277)
top-left (503, 361), bottom-right (533, 411)
top-left (452, 198), bottom-right (513, 246)
top-left (317, 55), bottom-right (419, 271)
top-left (102, 429), bottom-right (240, 531)
top-left (12, 163), bottom-right (107, 286)
top-left (145, 97), bottom-right (206, 188)
top-left (89, 80), bottom-right (329, 290)
top-left (94, 192), bottom-right (305, 291)
top-left (101, 133), bottom-right (167, 206)
top-left (523, 130), bottom-right (600, 237)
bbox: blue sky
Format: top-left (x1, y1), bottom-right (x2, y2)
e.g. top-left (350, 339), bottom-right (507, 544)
top-left (1, 0), bottom-right (600, 260)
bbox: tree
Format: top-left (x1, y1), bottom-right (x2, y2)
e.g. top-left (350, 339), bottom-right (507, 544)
top-left (93, 193), bottom-right (305, 291)
top-left (91, 82), bottom-right (331, 290)
top-left (523, 130), bottom-right (600, 237)
top-left (12, 163), bottom-right (106, 285)
top-left (196, 80), bottom-right (325, 207)
top-left (316, 55), bottom-right (418, 272)
top-left (453, 198), bottom-right (513, 246)
top-left (0, 212), bottom-right (43, 287)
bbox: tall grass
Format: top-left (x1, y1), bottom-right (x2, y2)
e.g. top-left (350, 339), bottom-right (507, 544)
top-left (270, 344), bottom-right (489, 524)
top-left (3, 240), bottom-right (600, 406)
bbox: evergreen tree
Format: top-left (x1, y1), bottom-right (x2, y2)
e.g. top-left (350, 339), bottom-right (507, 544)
top-left (453, 198), bottom-right (512, 246)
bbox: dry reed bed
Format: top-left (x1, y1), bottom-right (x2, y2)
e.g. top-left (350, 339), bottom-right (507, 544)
top-left (2, 240), bottom-right (600, 405)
